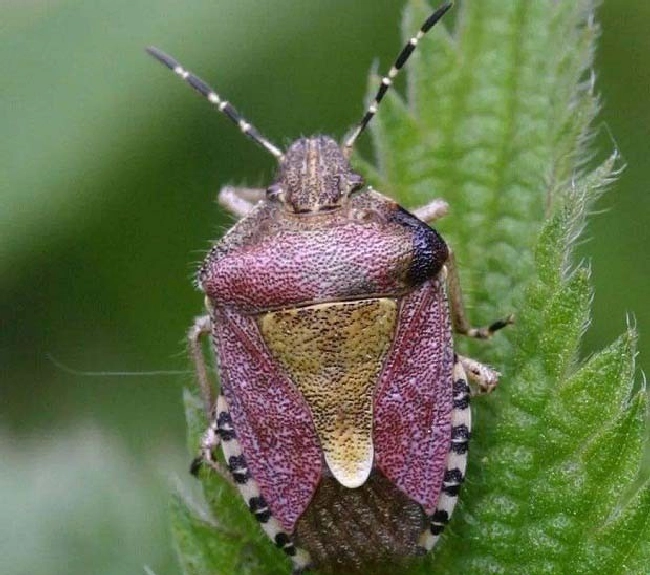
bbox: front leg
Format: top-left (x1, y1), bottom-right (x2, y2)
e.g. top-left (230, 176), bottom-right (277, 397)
top-left (411, 197), bottom-right (449, 224)
top-left (218, 186), bottom-right (266, 218)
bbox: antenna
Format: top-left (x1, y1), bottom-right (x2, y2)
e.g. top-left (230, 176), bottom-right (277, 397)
top-left (342, 2), bottom-right (452, 157)
top-left (146, 46), bottom-right (284, 160)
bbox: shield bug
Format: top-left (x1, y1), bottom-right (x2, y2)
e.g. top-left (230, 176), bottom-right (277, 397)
top-left (149, 2), bottom-right (512, 573)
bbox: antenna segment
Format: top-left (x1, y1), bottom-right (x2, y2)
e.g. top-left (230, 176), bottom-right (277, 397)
top-left (342, 2), bottom-right (452, 156)
top-left (146, 46), bottom-right (284, 160)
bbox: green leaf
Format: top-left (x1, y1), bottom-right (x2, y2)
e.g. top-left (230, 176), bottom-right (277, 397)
top-left (172, 1), bottom-right (648, 574)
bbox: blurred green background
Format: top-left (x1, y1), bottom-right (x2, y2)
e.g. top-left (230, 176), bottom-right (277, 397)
top-left (2, 1), bottom-right (648, 574)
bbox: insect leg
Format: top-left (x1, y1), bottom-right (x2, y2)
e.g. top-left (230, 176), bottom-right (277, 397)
top-left (458, 354), bottom-right (500, 395)
top-left (218, 186), bottom-right (266, 218)
top-left (445, 248), bottom-right (515, 339)
top-left (187, 317), bottom-right (228, 479)
top-left (191, 405), bottom-right (236, 486)
top-left (411, 198), bottom-right (449, 224)
top-left (418, 356), bottom-right (471, 551)
top-left (187, 315), bottom-right (233, 482)
top-left (187, 314), bottom-right (215, 416)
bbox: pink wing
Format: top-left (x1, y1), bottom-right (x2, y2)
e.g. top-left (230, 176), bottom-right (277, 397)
top-left (373, 278), bottom-right (454, 514)
top-left (214, 307), bottom-right (322, 533)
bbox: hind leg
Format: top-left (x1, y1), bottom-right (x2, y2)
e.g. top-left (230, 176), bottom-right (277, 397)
top-left (458, 354), bottom-right (500, 395)
top-left (187, 314), bottom-right (233, 482)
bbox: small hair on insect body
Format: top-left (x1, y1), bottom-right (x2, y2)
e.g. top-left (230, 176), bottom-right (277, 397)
top-left (146, 1), bottom-right (452, 161)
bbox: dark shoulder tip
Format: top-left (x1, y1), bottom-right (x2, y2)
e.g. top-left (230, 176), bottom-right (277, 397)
top-left (388, 205), bottom-right (448, 285)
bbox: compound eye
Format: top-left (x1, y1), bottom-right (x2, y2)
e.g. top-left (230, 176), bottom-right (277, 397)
top-left (266, 183), bottom-right (285, 202)
top-left (348, 173), bottom-right (365, 194)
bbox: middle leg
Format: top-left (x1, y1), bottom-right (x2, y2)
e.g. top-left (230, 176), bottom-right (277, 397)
top-left (445, 248), bottom-right (514, 339)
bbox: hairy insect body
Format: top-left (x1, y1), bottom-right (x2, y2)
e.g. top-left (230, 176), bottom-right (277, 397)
top-left (149, 3), bottom-right (510, 573)
top-left (199, 138), bottom-right (464, 572)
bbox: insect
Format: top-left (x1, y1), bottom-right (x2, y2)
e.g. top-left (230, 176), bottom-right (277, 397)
top-left (149, 2), bottom-right (512, 573)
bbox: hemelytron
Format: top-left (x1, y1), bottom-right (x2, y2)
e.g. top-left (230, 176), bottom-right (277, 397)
top-left (149, 2), bottom-right (512, 573)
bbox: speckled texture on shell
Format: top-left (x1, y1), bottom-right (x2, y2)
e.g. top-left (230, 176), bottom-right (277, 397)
top-left (202, 182), bottom-right (450, 538)
top-left (200, 190), bottom-right (447, 313)
top-left (213, 306), bottom-right (322, 532)
top-left (258, 298), bottom-right (397, 488)
top-left (374, 278), bottom-right (453, 513)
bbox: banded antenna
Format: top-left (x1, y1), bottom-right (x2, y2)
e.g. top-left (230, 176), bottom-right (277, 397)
top-left (342, 2), bottom-right (452, 158)
top-left (146, 46), bottom-right (284, 160)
